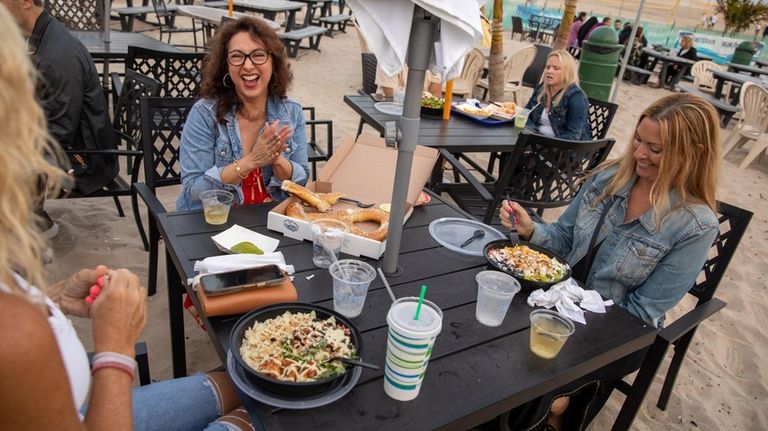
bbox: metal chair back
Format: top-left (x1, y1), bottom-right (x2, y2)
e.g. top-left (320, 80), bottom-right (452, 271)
top-left (45, 0), bottom-right (103, 31)
top-left (361, 52), bottom-right (378, 95)
top-left (127, 46), bottom-right (205, 98)
top-left (587, 98), bottom-right (619, 140)
top-left (113, 69), bottom-right (162, 153)
top-left (511, 16), bottom-right (526, 41)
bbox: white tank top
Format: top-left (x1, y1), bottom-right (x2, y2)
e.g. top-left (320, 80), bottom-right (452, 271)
top-left (538, 109), bottom-right (556, 137)
top-left (4, 274), bottom-right (91, 417)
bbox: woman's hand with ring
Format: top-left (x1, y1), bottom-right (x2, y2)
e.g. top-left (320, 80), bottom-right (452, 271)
top-left (246, 121), bottom-right (294, 168)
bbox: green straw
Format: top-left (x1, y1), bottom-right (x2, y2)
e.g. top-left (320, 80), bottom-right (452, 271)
top-left (413, 285), bottom-right (427, 320)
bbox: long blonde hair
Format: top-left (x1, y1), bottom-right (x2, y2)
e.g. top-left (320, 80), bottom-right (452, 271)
top-left (0, 5), bottom-right (66, 298)
top-left (537, 50), bottom-right (579, 106)
top-left (600, 93), bottom-right (720, 225)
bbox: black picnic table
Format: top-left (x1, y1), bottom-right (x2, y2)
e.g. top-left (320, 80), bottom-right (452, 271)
top-left (641, 48), bottom-right (697, 89)
top-left (205, 0), bottom-right (304, 31)
top-left (344, 94), bottom-right (522, 188)
top-left (711, 68), bottom-right (768, 103)
top-left (725, 62), bottom-right (768, 78)
top-left (155, 191), bottom-right (656, 430)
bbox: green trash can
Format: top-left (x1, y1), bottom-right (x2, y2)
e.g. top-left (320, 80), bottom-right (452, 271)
top-left (731, 41), bottom-right (755, 65)
top-left (579, 27), bottom-right (623, 101)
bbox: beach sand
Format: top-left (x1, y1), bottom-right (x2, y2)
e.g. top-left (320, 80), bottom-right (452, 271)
top-left (45, 5), bottom-right (768, 429)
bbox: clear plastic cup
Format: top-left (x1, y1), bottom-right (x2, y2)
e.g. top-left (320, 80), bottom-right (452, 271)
top-left (529, 309), bottom-right (576, 359)
top-left (200, 190), bottom-right (234, 225)
top-left (383, 297), bottom-right (443, 401)
top-left (393, 86), bottom-right (406, 105)
top-left (310, 218), bottom-right (349, 269)
top-left (475, 270), bottom-right (521, 327)
top-left (514, 107), bottom-right (531, 128)
top-left (329, 259), bottom-right (376, 318)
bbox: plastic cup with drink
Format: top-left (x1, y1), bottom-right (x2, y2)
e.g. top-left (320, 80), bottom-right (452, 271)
top-left (200, 190), bottom-right (234, 225)
top-left (383, 288), bottom-right (443, 401)
top-left (393, 86), bottom-right (406, 105)
top-left (514, 107), bottom-right (531, 128)
top-left (475, 270), bottom-right (520, 327)
top-left (329, 259), bottom-right (375, 318)
top-left (529, 309), bottom-right (575, 359)
top-left (310, 218), bottom-right (349, 269)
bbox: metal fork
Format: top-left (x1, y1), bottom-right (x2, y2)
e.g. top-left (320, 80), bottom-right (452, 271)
top-left (338, 197), bottom-right (375, 208)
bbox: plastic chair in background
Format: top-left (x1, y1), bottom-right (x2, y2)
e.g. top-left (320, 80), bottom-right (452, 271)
top-left (476, 45), bottom-right (537, 103)
top-left (722, 82), bottom-right (768, 169)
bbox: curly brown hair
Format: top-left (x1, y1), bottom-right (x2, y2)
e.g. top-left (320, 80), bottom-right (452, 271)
top-left (200, 17), bottom-right (293, 124)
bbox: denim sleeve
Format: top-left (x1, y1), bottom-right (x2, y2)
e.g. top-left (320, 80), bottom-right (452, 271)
top-left (266, 103), bottom-right (309, 200)
top-left (620, 223), bottom-right (718, 328)
top-left (557, 89), bottom-right (590, 141)
top-left (178, 104), bottom-right (231, 208)
top-left (530, 174), bottom-right (596, 257)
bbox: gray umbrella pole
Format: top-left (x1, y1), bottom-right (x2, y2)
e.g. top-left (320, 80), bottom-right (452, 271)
top-left (382, 6), bottom-right (438, 275)
top-left (611, 0), bottom-right (646, 103)
top-left (103, 0), bottom-right (111, 43)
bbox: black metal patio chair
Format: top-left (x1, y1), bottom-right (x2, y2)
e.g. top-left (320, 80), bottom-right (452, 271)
top-left (126, 46), bottom-right (205, 98)
top-left (440, 130), bottom-right (615, 225)
top-left (45, 0), bottom-right (103, 31)
top-left (151, 0), bottom-right (204, 51)
top-left (611, 201), bottom-right (753, 430)
top-left (302, 107), bottom-right (334, 181)
top-left (137, 96), bottom-right (196, 296)
top-left (356, 52), bottom-right (378, 138)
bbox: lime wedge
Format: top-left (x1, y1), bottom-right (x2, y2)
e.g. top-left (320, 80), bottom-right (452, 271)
top-left (230, 241), bottom-right (264, 254)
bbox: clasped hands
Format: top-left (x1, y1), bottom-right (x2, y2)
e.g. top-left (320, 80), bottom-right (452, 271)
top-left (51, 265), bottom-right (147, 356)
top-left (240, 120), bottom-right (293, 171)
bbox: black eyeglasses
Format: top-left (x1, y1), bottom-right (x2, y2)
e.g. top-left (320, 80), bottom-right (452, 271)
top-left (226, 49), bottom-right (270, 66)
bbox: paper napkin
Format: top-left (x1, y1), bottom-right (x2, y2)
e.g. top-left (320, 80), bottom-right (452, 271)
top-left (211, 224), bottom-right (280, 254)
top-left (527, 278), bottom-right (614, 325)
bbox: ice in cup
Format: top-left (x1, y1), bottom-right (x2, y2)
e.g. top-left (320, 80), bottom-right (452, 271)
top-left (514, 107), bottom-right (531, 128)
top-left (529, 309), bottom-right (575, 359)
top-left (383, 297), bottom-right (443, 401)
top-left (475, 270), bottom-right (521, 327)
top-left (310, 218), bottom-right (349, 269)
top-left (329, 259), bottom-right (376, 318)
top-left (200, 190), bottom-right (234, 225)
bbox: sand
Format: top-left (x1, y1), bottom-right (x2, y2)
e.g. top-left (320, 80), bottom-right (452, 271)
top-left (44, 3), bottom-right (768, 429)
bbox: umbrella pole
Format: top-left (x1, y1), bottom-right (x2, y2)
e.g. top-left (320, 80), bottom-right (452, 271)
top-left (611, 0), bottom-right (647, 103)
top-left (382, 6), bottom-right (438, 275)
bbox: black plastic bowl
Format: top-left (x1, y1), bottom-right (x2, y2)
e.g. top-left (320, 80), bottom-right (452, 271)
top-left (229, 303), bottom-right (363, 397)
top-left (483, 239), bottom-right (571, 292)
top-left (420, 105), bottom-right (444, 118)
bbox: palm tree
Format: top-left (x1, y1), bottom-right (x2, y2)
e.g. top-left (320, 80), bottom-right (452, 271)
top-left (488, 0), bottom-right (505, 101)
top-left (554, 0), bottom-right (578, 50)
top-left (715, 0), bottom-right (768, 35)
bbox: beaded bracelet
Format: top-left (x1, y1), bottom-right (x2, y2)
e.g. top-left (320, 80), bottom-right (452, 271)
top-left (92, 352), bottom-right (137, 381)
top-left (233, 160), bottom-right (248, 180)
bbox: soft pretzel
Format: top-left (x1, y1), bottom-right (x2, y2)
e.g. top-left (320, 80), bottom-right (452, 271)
top-left (285, 202), bottom-right (389, 242)
top-left (281, 180), bottom-right (342, 212)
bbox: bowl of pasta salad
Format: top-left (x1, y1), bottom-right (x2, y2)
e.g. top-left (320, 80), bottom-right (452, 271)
top-left (483, 240), bottom-right (571, 292)
top-left (230, 303), bottom-right (363, 397)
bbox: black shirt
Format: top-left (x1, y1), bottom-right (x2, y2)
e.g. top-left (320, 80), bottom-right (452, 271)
top-left (29, 11), bottom-right (118, 195)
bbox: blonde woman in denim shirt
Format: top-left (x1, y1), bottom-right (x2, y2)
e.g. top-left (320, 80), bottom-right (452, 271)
top-left (500, 94), bottom-right (720, 430)
top-left (523, 50), bottom-right (592, 141)
top-left (177, 17), bottom-right (309, 211)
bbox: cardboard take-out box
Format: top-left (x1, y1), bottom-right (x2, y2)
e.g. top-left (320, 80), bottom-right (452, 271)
top-left (268, 133), bottom-right (439, 259)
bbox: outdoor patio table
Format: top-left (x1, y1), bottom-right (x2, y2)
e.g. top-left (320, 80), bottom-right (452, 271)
top-left (343, 94), bottom-right (521, 188)
top-left (178, 5), bottom-right (280, 30)
top-left (725, 62), bottom-right (768, 78)
top-left (205, 0), bottom-right (304, 31)
top-left (290, 0), bottom-right (333, 28)
top-left (754, 58), bottom-right (768, 69)
top-left (154, 191), bottom-right (656, 430)
top-left (71, 31), bottom-right (183, 102)
top-left (710, 68), bottom-right (768, 103)
top-left (641, 48), bottom-right (696, 89)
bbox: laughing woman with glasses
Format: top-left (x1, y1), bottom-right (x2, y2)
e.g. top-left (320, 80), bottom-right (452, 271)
top-left (177, 17), bottom-right (309, 210)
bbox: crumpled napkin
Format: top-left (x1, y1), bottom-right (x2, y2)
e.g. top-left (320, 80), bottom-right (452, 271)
top-left (526, 278), bottom-right (614, 324)
top-left (193, 252), bottom-right (294, 275)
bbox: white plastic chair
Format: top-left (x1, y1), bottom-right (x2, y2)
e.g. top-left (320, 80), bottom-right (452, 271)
top-left (476, 45), bottom-right (537, 103)
top-left (448, 48), bottom-right (486, 99)
top-left (722, 82), bottom-right (768, 169)
top-left (691, 60), bottom-right (730, 95)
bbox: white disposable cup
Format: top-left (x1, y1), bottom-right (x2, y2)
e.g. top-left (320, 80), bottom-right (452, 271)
top-left (200, 190), bottom-right (234, 225)
top-left (329, 259), bottom-right (375, 318)
top-left (475, 271), bottom-right (521, 327)
top-left (384, 297), bottom-right (443, 401)
top-left (310, 218), bottom-right (349, 269)
top-left (393, 86), bottom-right (406, 105)
top-left (515, 107), bottom-right (531, 128)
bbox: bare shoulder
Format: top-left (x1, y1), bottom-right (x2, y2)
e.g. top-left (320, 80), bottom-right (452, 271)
top-left (0, 293), bottom-right (83, 429)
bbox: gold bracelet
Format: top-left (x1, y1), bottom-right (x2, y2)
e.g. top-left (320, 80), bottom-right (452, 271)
top-left (233, 160), bottom-right (248, 180)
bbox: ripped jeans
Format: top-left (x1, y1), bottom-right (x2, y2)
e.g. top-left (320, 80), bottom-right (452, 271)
top-left (84, 374), bottom-right (240, 431)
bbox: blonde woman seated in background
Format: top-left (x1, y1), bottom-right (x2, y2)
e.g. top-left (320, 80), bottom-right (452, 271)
top-left (0, 5), bottom-right (252, 430)
top-left (522, 50), bottom-right (592, 141)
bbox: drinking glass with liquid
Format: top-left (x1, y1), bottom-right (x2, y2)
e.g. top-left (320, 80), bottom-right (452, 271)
top-left (200, 190), bottom-right (234, 225)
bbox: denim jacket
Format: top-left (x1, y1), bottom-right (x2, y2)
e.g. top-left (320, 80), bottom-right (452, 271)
top-left (176, 96), bottom-right (309, 210)
top-left (530, 166), bottom-right (719, 327)
top-left (524, 84), bottom-right (592, 141)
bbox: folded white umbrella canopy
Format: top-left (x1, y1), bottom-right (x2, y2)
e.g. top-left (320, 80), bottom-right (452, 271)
top-left (346, 0), bottom-right (483, 273)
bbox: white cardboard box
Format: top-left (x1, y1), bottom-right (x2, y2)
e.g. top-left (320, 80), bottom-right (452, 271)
top-left (268, 133), bottom-right (439, 259)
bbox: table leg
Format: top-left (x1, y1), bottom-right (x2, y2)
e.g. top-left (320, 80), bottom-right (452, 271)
top-left (657, 62), bottom-right (670, 89)
top-left (166, 248), bottom-right (187, 378)
top-left (285, 10), bottom-right (297, 31)
top-left (713, 79), bottom-right (724, 100)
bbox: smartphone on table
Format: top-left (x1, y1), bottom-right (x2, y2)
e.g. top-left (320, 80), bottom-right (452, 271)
top-left (201, 264), bottom-right (286, 296)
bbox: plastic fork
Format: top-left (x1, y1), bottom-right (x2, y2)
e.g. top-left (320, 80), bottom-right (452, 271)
top-left (338, 197), bottom-right (375, 208)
